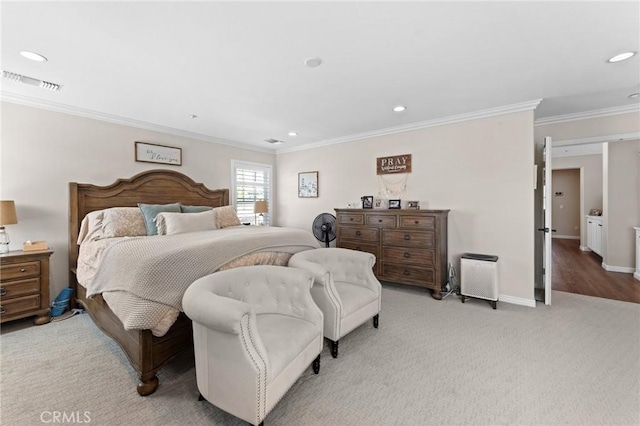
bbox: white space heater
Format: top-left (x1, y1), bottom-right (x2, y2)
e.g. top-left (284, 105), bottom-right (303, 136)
top-left (461, 253), bottom-right (499, 309)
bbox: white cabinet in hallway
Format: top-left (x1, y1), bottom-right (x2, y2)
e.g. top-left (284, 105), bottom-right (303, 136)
top-left (586, 215), bottom-right (603, 256)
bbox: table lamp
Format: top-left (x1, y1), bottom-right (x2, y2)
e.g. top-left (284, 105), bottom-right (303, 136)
top-left (254, 200), bottom-right (268, 226)
top-left (0, 200), bottom-right (18, 253)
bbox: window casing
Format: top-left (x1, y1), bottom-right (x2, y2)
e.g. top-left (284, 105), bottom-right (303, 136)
top-left (231, 160), bottom-right (272, 226)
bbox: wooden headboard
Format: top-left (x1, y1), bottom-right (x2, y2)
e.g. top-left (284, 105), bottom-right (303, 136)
top-left (69, 169), bottom-right (229, 274)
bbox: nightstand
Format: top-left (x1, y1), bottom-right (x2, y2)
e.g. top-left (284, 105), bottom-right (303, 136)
top-left (0, 249), bottom-right (54, 325)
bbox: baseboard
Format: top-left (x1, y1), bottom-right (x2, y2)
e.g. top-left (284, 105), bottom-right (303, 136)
top-left (498, 294), bottom-right (536, 308)
top-left (552, 235), bottom-right (580, 240)
top-left (601, 263), bottom-right (635, 274)
top-left (579, 245), bottom-right (591, 252)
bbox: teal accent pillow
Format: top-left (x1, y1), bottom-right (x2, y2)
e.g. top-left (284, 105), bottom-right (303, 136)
top-left (138, 203), bottom-right (181, 235)
top-left (181, 205), bottom-right (213, 213)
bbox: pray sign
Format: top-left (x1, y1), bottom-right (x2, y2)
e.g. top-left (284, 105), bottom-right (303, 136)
top-left (377, 154), bottom-right (412, 175)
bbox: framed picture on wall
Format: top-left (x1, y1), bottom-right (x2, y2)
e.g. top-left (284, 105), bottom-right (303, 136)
top-left (298, 171), bottom-right (318, 198)
top-left (135, 142), bottom-right (182, 166)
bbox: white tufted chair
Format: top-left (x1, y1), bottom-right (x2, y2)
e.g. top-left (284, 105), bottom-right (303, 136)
top-left (182, 265), bottom-right (324, 426)
top-left (288, 248), bottom-right (381, 358)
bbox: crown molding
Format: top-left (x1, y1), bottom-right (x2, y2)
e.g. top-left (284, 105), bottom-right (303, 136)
top-left (534, 104), bottom-right (640, 126)
top-left (276, 99), bottom-right (542, 154)
top-left (0, 91), bottom-right (273, 154)
top-left (553, 132), bottom-right (640, 146)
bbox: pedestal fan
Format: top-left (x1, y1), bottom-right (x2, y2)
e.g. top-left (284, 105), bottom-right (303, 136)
top-left (312, 213), bottom-right (336, 247)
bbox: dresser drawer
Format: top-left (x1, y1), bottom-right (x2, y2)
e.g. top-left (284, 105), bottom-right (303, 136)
top-left (383, 247), bottom-right (434, 266)
top-left (340, 226), bottom-right (379, 242)
top-left (382, 263), bottom-right (435, 287)
top-left (339, 242), bottom-right (380, 275)
top-left (367, 214), bottom-right (397, 227)
top-left (400, 215), bottom-right (435, 229)
top-left (0, 294), bottom-right (41, 317)
top-left (338, 213), bottom-right (364, 225)
top-left (1, 261), bottom-right (40, 281)
top-left (382, 230), bottom-right (435, 248)
top-left (0, 277), bottom-right (40, 299)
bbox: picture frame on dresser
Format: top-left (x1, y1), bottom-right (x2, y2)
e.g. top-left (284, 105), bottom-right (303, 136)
top-left (388, 199), bottom-right (401, 209)
top-left (361, 196), bottom-right (374, 209)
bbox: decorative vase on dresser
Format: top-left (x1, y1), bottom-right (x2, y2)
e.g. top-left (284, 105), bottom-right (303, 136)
top-left (0, 249), bottom-right (54, 325)
top-left (335, 208), bottom-right (449, 299)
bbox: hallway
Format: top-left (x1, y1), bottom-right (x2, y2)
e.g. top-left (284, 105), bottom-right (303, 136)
top-left (552, 238), bottom-right (640, 303)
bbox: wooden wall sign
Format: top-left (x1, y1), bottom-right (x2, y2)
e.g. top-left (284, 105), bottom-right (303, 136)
top-left (377, 154), bottom-right (412, 174)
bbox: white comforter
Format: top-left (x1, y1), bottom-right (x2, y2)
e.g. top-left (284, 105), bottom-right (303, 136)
top-left (78, 226), bottom-right (319, 336)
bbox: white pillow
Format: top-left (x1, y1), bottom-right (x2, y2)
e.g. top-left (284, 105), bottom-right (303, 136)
top-left (156, 210), bottom-right (218, 235)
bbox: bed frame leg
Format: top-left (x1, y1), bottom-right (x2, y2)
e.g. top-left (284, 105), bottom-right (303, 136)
top-left (137, 373), bottom-right (159, 396)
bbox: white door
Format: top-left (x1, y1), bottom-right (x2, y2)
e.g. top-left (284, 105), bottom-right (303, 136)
top-left (543, 136), bottom-right (553, 305)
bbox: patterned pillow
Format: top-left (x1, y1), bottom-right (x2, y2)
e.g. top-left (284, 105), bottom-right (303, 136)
top-left (102, 207), bottom-right (147, 238)
top-left (213, 206), bottom-right (241, 228)
top-left (138, 203), bottom-right (181, 235)
top-left (156, 210), bottom-right (218, 235)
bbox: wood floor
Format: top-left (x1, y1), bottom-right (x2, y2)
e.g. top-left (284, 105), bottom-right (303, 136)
top-left (552, 238), bottom-right (640, 303)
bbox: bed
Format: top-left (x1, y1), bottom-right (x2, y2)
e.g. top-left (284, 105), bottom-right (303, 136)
top-left (69, 169), bottom-right (318, 396)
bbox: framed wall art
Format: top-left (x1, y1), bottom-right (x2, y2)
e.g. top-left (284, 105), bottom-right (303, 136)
top-left (135, 142), bottom-right (182, 166)
top-left (298, 171), bottom-right (318, 198)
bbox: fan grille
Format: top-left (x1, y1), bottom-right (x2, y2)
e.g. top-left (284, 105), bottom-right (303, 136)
top-left (312, 213), bottom-right (336, 247)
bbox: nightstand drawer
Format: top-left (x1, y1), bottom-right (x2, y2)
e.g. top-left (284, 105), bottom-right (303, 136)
top-left (0, 277), bottom-right (40, 299)
top-left (0, 294), bottom-right (41, 317)
top-left (1, 261), bottom-right (40, 281)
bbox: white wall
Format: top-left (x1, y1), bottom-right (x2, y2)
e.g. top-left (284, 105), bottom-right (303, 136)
top-left (551, 169), bottom-right (580, 238)
top-left (277, 111), bottom-right (536, 302)
top-left (552, 154), bottom-right (603, 247)
top-left (0, 102), bottom-right (276, 302)
top-left (603, 139), bottom-right (640, 270)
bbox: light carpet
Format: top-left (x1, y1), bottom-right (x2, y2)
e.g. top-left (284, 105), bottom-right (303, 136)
top-left (1, 285), bottom-right (638, 426)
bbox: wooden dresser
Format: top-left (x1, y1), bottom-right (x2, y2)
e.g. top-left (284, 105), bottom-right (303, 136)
top-left (335, 209), bottom-right (449, 299)
top-left (0, 249), bottom-right (54, 325)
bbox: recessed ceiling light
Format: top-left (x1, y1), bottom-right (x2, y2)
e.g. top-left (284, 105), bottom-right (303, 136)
top-left (189, 114), bottom-right (198, 119)
top-left (629, 93), bottom-right (639, 99)
top-left (607, 52), bottom-right (635, 63)
top-left (393, 105), bottom-right (406, 112)
top-left (304, 57), bottom-right (322, 68)
top-left (20, 51), bottom-right (47, 62)
top-left (288, 131), bottom-right (298, 136)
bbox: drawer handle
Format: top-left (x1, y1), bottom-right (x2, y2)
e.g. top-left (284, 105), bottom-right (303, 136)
top-left (20, 268), bottom-right (27, 273)
top-left (350, 218), bottom-right (354, 221)
top-left (378, 219), bottom-right (382, 223)
top-left (403, 269), bottom-right (411, 276)
top-left (355, 231), bottom-right (361, 236)
top-left (414, 220), bottom-right (419, 224)
top-left (403, 252), bottom-right (410, 258)
top-left (0, 306), bottom-right (4, 314)
top-left (404, 235), bottom-right (410, 240)
top-left (0, 288), bottom-right (6, 296)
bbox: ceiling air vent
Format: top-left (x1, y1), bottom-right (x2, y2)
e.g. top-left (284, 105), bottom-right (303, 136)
top-left (2, 70), bottom-right (62, 91)
top-left (264, 138), bottom-right (284, 145)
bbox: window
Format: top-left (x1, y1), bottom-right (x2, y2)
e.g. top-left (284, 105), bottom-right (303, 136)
top-left (231, 160), bottom-right (272, 226)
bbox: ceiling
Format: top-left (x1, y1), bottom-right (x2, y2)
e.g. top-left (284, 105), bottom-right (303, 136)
top-left (2, 1), bottom-right (639, 152)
